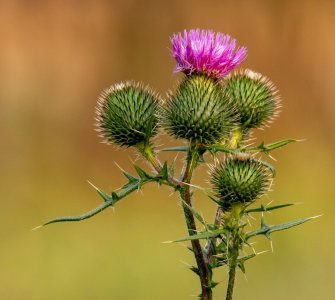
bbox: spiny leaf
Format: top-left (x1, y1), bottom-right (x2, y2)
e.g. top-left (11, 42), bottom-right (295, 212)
top-left (158, 161), bottom-right (169, 181)
top-left (207, 144), bottom-right (239, 154)
top-left (187, 246), bottom-right (194, 253)
top-left (246, 203), bottom-right (294, 214)
top-left (180, 198), bottom-right (207, 227)
top-left (245, 139), bottom-right (303, 154)
top-left (208, 195), bottom-right (221, 206)
top-left (253, 158), bottom-right (276, 177)
top-left (35, 198), bottom-right (115, 228)
top-left (168, 229), bottom-right (223, 243)
top-left (168, 161), bottom-right (175, 177)
top-left (247, 215), bottom-right (320, 240)
top-left (160, 146), bottom-right (190, 152)
top-left (189, 266), bottom-right (200, 276)
top-left (88, 181), bottom-right (114, 202)
top-left (111, 192), bottom-right (119, 201)
top-left (122, 170), bottom-right (140, 188)
top-left (237, 253), bottom-right (256, 273)
top-left (133, 165), bottom-right (153, 181)
top-left (36, 175), bottom-right (146, 228)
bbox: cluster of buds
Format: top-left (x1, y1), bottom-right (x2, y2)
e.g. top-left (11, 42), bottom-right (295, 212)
top-left (42, 29), bottom-right (314, 300)
top-left (96, 29), bottom-right (279, 211)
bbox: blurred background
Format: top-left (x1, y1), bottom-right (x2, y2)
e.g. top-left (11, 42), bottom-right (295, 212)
top-left (1, 0), bottom-right (334, 299)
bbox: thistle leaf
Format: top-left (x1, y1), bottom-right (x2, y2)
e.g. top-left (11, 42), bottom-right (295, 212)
top-left (160, 146), bottom-right (190, 152)
top-left (246, 203), bottom-right (294, 214)
top-left (245, 139), bottom-right (303, 154)
top-left (37, 198), bottom-right (116, 227)
top-left (237, 253), bottom-right (256, 273)
top-left (158, 161), bottom-right (169, 181)
top-left (247, 215), bottom-right (320, 240)
top-left (133, 165), bottom-right (153, 181)
top-left (190, 266), bottom-right (200, 276)
top-left (169, 229), bottom-right (223, 243)
top-left (207, 144), bottom-right (238, 154)
top-left (180, 198), bottom-right (208, 227)
top-left (88, 181), bottom-right (114, 202)
top-left (37, 174), bottom-right (146, 228)
top-left (168, 161), bottom-right (175, 177)
top-left (122, 170), bottom-right (140, 188)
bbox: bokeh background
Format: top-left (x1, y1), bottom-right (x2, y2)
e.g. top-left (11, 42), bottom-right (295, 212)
top-left (1, 0), bottom-right (334, 299)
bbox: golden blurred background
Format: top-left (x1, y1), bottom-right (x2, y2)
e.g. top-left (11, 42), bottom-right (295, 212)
top-left (1, 0), bottom-right (334, 299)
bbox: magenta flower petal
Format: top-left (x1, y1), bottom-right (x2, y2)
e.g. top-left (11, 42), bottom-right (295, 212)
top-left (171, 29), bottom-right (247, 79)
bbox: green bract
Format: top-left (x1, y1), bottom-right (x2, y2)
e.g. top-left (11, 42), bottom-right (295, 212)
top-left (96, 82), bottom-right (159, 147)
top-left (162, 74), bottom-right (234, 145)
top-left (211, 156), bottom-right (271, 209)
top-left (224, 69), bottom-right (280, 130)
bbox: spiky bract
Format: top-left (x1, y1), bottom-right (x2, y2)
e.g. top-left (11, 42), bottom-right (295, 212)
top-left (224, 69), bottom-right (280, 130)
top-left (171, 29), bottom-right (247, 79)
top-left (211, 156), bottom-right (271, 209)
top-left (96, 82), bottom-right (159, 147)
top-left (162, 74), bottom-right (234, 145)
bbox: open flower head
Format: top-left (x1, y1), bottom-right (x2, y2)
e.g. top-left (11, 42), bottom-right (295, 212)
top-left (171, 29), bottom-right (247, 79)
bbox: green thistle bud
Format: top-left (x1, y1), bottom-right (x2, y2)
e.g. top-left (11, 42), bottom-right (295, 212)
top-left (211, 156), bottom-right (271, 209)
top-left (96, 82), bottom-right (159, 147)
top-left (161, 74), bottom-right (234, 145)
top-left (224, 69), bottom-right (280, 130)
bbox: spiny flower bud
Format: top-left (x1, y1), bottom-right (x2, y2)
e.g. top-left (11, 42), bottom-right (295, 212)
top-left (96, 82), bottom-right (159, 147)
top-left (211, 156), bottom-right (271, 209)
top-left (162, 74), bottom-right (234, 145)
top-left (224, 69), bottom-right (280, 130)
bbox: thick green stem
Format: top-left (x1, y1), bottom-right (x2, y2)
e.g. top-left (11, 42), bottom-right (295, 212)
top-left (141, 143), bottom-right (163, 172)
top-left (180, 148), bottom-right (213, 300)
top-left (226, 250), bottom-right (238, 300)
top-left (225, 204), bottom-right (242, 300)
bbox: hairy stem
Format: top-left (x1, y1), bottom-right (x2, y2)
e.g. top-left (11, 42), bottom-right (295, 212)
top-left (180, 148), bottom-right (213, 300)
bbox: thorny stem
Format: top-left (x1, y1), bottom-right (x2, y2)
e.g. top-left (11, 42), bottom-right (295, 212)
top-left (141, 142), bottom-right (212, 299)
top-left (226, 248), bottom-right (238, 300)
top-left (225, 203), bottom-right (242, 300)
top-left (180, 147), bottom-right (213, 300)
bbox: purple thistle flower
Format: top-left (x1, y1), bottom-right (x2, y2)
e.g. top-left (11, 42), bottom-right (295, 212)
top-left (171, 29), bottom-right (247, 79)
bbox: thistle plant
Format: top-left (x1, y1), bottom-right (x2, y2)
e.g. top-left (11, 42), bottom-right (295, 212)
top-left (38, 29), bottom-right (317, 300)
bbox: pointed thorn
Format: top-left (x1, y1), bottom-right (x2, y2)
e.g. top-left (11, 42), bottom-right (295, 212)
top-left (114, 161), bottom-right (126, 173)
top-left (87, 180), bottom-right (99, 191)
top-left (31, 225), bottom-right (43, 231)
top-left (311, 214), bottom-right (323, 219)
top-left (265, 232), bottom-right (272, 240)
